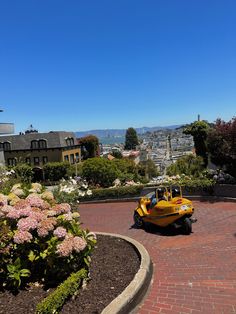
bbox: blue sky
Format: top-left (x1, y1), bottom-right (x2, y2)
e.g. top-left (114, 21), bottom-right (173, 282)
top-left (0, 0), bottom-right (235, 134)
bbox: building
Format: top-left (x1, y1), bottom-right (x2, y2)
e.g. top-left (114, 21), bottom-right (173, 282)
top-left (0, 131), bottom-right (81, 169)
top-left (0, 113), bottom-right (15, 166)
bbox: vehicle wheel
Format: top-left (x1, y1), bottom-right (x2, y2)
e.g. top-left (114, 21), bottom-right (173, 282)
top-left (182, 218), bottom-right (192, 235)
top-left (133, 212), bottom-right (144, 228)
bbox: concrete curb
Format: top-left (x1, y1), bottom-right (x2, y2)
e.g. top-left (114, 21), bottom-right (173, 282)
top-left (96, 232), bottom-right (153, 314)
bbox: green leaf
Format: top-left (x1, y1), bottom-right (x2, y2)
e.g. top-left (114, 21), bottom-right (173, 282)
top-left (28, 250), bottom-right (36, 262)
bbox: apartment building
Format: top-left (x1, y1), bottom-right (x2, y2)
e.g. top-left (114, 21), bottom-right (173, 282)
top-left (0, 131), bottom-right (81, 168)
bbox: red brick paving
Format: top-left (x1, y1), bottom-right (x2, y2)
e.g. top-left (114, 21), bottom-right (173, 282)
top-left (79, 200), bottom-right (236, 314)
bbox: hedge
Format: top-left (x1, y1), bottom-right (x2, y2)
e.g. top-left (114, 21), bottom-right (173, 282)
top-left (80, 185), bottom-right (144, 201)
top-left (36, 268), bottom-right (87, 314)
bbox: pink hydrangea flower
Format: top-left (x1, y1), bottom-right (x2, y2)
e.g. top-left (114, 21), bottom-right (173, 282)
top-left (6, 208), bottom-right (21, 219)
top-left (30, 210), bottom-right (46, 222)
top-left (37, 217), bottom-right (57, 237)
top-left (14, 199), bottom-right (30, 210)
top-left (19, 206), bottom-right (32, 217)
top-left (26, 194), bottom-right (45, 208)
top-left (53, 227), bottom-right (67, 238)
top-left (13, 230), bottom-right (33, 244)
top-left (17, 217), bottom-right (38, 231)
top-left (46, 210), bottom-right (57, 217)
top-left (52, 203), bottom-right (71, 214)
top-left (63, 212), bottom-right (73, 221)
top-left (0, 194), bottom-right (8, 206)
top-left (56, 236), bottom-right (74, 257)
top-left (73, 236), bottom-right (87, 252)
top-left (1, 205), bottom-right (13, 215)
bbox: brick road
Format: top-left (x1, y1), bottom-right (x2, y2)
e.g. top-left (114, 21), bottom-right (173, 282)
top-left (79, 200), bottom-right (236, 314)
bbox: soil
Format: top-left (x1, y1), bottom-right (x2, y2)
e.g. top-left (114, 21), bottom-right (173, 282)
top-left (0, 235), bottom-right (140, 314)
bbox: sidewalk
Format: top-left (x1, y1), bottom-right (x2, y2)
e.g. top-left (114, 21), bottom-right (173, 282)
top-left (79, 200), bottom-right (236, 314)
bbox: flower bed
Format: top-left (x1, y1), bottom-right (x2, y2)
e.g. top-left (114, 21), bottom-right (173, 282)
top-left (0, 182), bottom-right (96, 304)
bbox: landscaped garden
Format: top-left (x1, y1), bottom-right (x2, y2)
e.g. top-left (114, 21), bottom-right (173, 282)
top-left (0, 168), bottom-right (141, 313)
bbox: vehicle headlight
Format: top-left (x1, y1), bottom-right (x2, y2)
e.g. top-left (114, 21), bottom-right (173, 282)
top-left (180, 204), bottom-right (191, 210)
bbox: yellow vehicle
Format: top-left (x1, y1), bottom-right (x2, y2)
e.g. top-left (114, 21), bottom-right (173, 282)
top-left (134, 186), bottom-right (197, 235)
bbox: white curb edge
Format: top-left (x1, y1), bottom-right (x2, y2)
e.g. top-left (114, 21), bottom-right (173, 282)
top-left (96, 232), bottom-right (153, 314)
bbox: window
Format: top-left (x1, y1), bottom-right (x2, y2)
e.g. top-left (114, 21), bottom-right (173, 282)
top-left (64, 155), bottom-right (69, 162)
top-left (42, 156), bottom-right (48, 164)
top-left (25, 157), bottom-right (31, 164)
top-left (8, 158), bottom-right (16, 166)
top-left (31, 140), bottom-right (38, 149)
top-left (3, 142), bottom-right (11, 151)
top-left (70, 154), bottom-right (75, 164)
top-left (0, 143), bottom-right (3, 150)
top-left (39, 139), bottom-right (47, 149)
top-left (65, 137), bottom-right (74, 146)
top-left (75, 152), bottom-right (79, 162)
top-left (34, 157), bottom-right (40, 165)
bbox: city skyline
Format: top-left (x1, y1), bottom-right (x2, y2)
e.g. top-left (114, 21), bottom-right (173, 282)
top-left (0, 1), bottom-right (235, 134)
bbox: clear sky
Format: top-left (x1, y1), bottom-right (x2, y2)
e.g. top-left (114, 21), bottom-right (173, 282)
top-left (0, 0), bottom-right (235, 134)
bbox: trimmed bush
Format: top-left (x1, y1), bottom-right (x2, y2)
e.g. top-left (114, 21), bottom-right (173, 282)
top-left (80, 185), bottom-right (143, 201)
top-left (36, 268), bottom-right (87, 314)
top-left (43, 162), bottom-right (71, 182)
top-left (82, 158), bottom-right (119, 188)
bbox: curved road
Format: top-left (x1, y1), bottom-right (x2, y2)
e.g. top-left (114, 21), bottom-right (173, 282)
top-left (79, 200), bottom-right (236, 314)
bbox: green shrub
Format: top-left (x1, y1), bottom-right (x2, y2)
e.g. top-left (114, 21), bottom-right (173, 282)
top-left (82, 157), bottom-right (119, 188)
top-left (13, 163), bottom-right (33, 184)
top-left (0, 167), bottom-right (18, 195)
top-left (166, 155), bottom-right (205, 177)
top-left (147, 176), bottom-right (215, 194)
top-left (36, 268), bottom-right (87, 314)
top-left (80, 185), bottom-right (143, 201)
top-left (43, 162), bottom-right (71, 182)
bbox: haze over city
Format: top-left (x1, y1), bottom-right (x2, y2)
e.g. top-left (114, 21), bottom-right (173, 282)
top-left (0, 0), bottom-right (235, 134)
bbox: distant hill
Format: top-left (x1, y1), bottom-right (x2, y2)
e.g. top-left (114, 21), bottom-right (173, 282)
top-left (76, 125), bottom-right (181, 138)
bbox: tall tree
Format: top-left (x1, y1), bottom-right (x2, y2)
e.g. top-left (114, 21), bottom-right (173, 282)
top-left (166, 154), bottom-right (204, 177)
top-left (124, 127), bottom-right (139, 150)
top-left (183, 120), bottom-right (210, 166)
top-left (78, 135), bottom-right (99, 159)
top-left (207, 117), bottom-right (236, 177)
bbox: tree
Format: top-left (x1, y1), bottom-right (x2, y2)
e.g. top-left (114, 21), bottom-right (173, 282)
top-left (207, 117), bottom-right (236, 177)
top-left (82, 157), bottom-right (119, 187)
top-left (138, 159), bottom-right (159, 179)
top-left (43, 162), bottom-right (71, 182)
top-left (124, 127), bottom-right (139, 150)
top-left (111, 150), bottom-right (123, 159)
top-left (78, 135), bottom-right (99, 159)
top-left (183, 121), bottom-right (210, 166)
top-left (166, 154), bottom-right (205, 177)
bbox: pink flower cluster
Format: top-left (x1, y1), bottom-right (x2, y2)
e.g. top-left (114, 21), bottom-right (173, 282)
top-left (0, 191), bottom-right (84, 248)
top-left (53, 226), bottom-right (67, 238)
top-left (37, 217), bottom-right (57, 237)
top-left (17, 217), bottom-right (38, 231)
top-left (52, 203), bottom-right (71, 214)
top-left (26, 194), bottom-right (49, 209)
top-left (56, 235), bottom-right (87, 257)
top-left (13, 230), bottom-right (33, 244)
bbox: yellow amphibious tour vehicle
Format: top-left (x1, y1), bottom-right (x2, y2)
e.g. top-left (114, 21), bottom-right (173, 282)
top-left (134, 186), bottom-right (197, 235)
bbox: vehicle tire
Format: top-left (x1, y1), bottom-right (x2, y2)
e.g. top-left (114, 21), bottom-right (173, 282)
top-left (182, 217), bottom-right (192, 235)
top-left (133, 212), bottom-right (144, 228)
